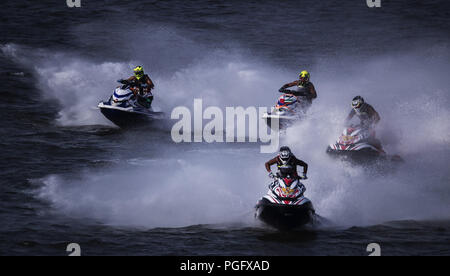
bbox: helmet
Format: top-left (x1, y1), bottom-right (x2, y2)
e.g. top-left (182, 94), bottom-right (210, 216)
top-left (352, 96), bottom-right (365, 110)
top-left (279, 146), bottom-right (292, 163)
top-left (299, 70), bottom-right (310, 85)
top-left (134, 66), bottom-right (144, 80)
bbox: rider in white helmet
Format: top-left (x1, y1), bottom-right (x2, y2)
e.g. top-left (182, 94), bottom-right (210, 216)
top-left (345, 96), bottom-right (380, 129)
top-left (345, 96), bottom-right (384, 152)
top-left (265, 146), bottom-right (308, 180)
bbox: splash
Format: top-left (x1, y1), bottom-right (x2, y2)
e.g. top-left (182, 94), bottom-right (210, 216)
top-left (35, 147), bottom-right (268, 228)
top-left (1, 28), bottom-right (287, 127)
top-left (1, 44), bottom-right (131, 125)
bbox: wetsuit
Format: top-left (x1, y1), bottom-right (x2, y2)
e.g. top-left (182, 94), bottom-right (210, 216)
top-left (265, 155), bottom-right (308, 179)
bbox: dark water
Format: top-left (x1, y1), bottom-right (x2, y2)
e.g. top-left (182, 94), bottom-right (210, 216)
top-left (1, 0), bottom-right (450, 256)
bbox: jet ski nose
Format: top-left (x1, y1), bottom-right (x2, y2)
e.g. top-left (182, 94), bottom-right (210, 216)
top-left (284, 178), bottom-right (294, 186)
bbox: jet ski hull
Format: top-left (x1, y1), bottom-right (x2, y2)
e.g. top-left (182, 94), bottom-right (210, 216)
top-left (327, 146), bottom-right (404, 170)
top-left (98, 102), bottom-right (164, 128)
top-left (255, 198), bottom-right (315, 230)
top-left (325, 126), bottom-right (395, 164)
top-left (326, 146), bottom-right (382, 161)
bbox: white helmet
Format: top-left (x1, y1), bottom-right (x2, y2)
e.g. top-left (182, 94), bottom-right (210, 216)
top-left (352, 96), bottom-right (365, 110)
top-left (279, 146), bottom-right (292, 164)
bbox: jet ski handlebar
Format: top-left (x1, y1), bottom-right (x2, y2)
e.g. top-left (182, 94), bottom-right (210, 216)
top-left (274, 172), bottom-right (307, 180)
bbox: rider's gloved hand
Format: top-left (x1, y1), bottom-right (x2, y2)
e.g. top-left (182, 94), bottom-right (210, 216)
top-left (268, 172), bottom-right (275, 179)
top-left (278, 88), bottom-right (287, 93)
top-left (301, 173), bottom-right (308, 180)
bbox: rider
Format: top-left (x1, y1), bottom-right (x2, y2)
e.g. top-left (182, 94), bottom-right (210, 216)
top-left (345, 96), bottom-right (380, 129)
top-left (345, 96), bottom-right (383, 151)
top-left (278, 70), bottom-right (318, 105)
top-left (121, 66), bottom-right (155, 107)
top-left (265, 146), bottom-right (308, 180)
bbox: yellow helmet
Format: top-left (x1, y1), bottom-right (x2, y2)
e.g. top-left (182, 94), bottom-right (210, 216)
top-left (134, 66), bottom-right (144, 80)
top-left (299, 70), bottom-right (310, 83)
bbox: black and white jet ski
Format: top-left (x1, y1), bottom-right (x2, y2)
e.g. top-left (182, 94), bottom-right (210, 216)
top-left (98, 80), bottom-right (165, 128)
top-left (326, 125), bottom-right (403, 164)
top-left (255, 173), bottom-right (316, 230)
top-left (262, 89), bottom-right (310, 130)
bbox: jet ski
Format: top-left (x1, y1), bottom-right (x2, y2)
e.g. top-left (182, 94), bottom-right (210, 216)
top-left (262, 89), bottom-right (310, 130)
top-left (326, 125), bottom-right (403, 164)
top-left (98, 80), bottom-right (165, 128)
top-left (255, 173), bottom-right (315, 230)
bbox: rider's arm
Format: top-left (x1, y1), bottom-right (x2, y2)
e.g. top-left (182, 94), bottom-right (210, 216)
top-left (368, 105), bottom-right (381, 124)
top-left (265, 157), bottom-right (279, 173)
top-left (126, 76), bottom-right (136, 82)
top-left (279, 80), bottom-right (299, 91)
top-left (146, 75), bottom-right (155, 90)
top-left (294, 158), bottom-right (308, 174)
top-left (124, 76), bottom-right (138, 96)
top-left (309, 83), bottom-right (317, 99)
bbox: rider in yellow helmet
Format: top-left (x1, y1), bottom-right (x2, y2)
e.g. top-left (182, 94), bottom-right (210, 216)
top-left (279, 70), bottom-right (317, 105)
top-left (127, 66), bottom-right (155, 90)
top-left (120, 66), bottom-right (155, 107)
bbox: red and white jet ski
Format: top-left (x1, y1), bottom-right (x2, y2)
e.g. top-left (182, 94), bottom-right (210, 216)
top-left (255, 173), bottom-right (315, 230)
top-left (327, 125), bottom-right (382, 153)
top-left (326, 125), bottom-right (402, 164)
